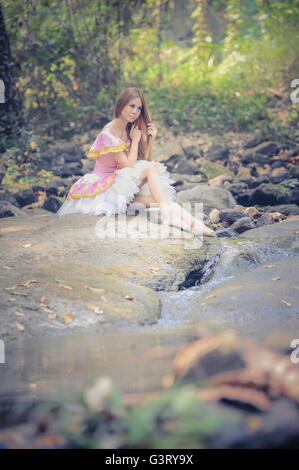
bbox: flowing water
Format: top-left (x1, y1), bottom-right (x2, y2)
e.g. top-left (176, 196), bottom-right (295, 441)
top-left (1, 220), bottom-right (299, 406)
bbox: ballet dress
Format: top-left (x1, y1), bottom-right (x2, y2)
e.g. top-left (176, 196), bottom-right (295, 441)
top-left (56, 126), bottom-right (177, 217)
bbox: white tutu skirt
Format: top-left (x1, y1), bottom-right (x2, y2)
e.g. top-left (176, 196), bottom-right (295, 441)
top-left (57, 160), bottom-right (177, 217)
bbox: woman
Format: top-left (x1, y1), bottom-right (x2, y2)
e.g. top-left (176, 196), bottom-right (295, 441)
top-left (57, 87), bottom-right (215, 237)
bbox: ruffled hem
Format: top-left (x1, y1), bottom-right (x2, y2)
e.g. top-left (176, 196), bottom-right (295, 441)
top-left (56, 160), bottom-right (177, 217)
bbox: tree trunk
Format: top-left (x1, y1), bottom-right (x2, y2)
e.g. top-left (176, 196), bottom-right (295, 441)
top-left (0, 3), bottom-right (23, 152)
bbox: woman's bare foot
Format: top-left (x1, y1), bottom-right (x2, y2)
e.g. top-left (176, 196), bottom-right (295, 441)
top-left (160, 202), bottom-right (191, 231)
top-left (191, 219), bottom-right (216, 237)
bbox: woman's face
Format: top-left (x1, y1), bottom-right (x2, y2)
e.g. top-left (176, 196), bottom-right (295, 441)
top-left (121, 97), bottom-right (142, 123)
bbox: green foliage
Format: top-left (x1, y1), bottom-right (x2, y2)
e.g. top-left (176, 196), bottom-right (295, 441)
top-left (1, 0), bottom-right (298, 153)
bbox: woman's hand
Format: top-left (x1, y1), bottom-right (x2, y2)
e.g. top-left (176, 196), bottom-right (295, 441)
top-left (147, 122), bottom-right (157, 139)
top-left (130, 123), bottom-right (142, 143)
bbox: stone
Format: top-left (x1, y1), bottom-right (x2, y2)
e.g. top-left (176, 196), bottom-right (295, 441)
top-left (209, 208), bottom-right (220, 224)
top-left (230, 216), bottom-right (255, 233)
top-left (219, 209), bottom-right (245, 225)
top-left (0, 201), bottom-right (27, 218)
top-left (176, 184), bottom-right (236, 215)
top-left (255, 213), bottom-right (275, 227)
top-left (14, 188), bottom-right (38, 208)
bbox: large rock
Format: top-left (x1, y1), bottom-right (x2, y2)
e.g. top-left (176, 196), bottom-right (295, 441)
top-left (176, 184), bottom-right (236, 215)
top-left (0, 210), bottom-right (220, 341)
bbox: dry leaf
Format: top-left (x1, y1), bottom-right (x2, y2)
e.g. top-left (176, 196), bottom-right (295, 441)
top-left (23, 279), bottom-right (39, 287)
top-left (281, 299), bottom-right (291, 306)
top-left (40, 306), bottom-right (55, 314)
top-left (14, 311), bottom-right (26, 317)
top-left (62, 313), bottom-right (74, 324)
top-left (206, 294), bottom-right (216, 299)
top-left (271, 277), bottom-right (280, 281)
top-left (16, 322), bottom-right (25, 331)
top-left (2, 266), bottom-right (12, 270)
top-left (48, 313), bottom-right (57, 320)
top-left (87, 305), bottom-right (104, 314)
top-left (85, 286), bottom-right (104, 293)
top-left (40, 296), bottom-right (47, 303)
top-left (11, 291), bottom-right (28, 296)
top-left (58, 284), bottom-right (73, 290)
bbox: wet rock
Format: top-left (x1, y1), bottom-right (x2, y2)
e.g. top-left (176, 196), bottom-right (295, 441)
top-left (244, 206), bottom-right (260, 218)
top-left (45, 179), bottom-right (65, 197)
top-left (258, 204), bottom-right (299, 216)
top-left (219, 209), bottom-right (245, 225)
top-left (230, 217), bottom-right (255, 234)
top-left (287, 146), bottom-right (299, 158)
top-left (42, 195), bottom-right (62, 213)
top-left (244, 141), bottom-right (280, 161)
top-left (182, 144), bottom-right (203, 159)
top-left (196, 159), bottom-right (234, 179)
top-left (173, 159), bottom-right (199, 175)
top-left (176, 184), bottom-right (236, 215)
top-left (14, 189), bottom-right (38, 208)
top-left (289, 166), bottom-right (299, 180)
top-left (270, 167), bottom-right (291, 184)
top-left (255, 213), bottom-right (275, 227)
top-left (209, 208), bottom-right (220, 224)
top-left (251, 183), bottom-right (290, 205)
top-left (53, 165), bottom-right (73, 179)
top-left (290, 189), bottom-right (299, 205)
top-left (235, 190), bottom-right (252, 206)
top-left (0, 190), bottom-right (20, 208)
top-left (226, 182), bottom-right (249, 197)
top-left (215, 228), bottom-right (238, 238)
top-left (244, 131), bottom-right (265, 149)
top-left (205, 143), bottom-right (229, 162)
top-left (0, 201), bottom-right (27, 218)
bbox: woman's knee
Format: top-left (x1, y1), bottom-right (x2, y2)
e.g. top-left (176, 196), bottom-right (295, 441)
top-left (147, 163), bottom-right (160, 176)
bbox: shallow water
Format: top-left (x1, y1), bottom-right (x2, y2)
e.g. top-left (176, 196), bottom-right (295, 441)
top-left (1, 220), bottom-right (298, 406)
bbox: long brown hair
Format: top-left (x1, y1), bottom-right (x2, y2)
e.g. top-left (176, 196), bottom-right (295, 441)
top-left (113, 87), bottom-right (153, 161)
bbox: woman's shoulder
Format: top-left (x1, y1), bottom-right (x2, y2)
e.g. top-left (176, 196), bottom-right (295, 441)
top-left (86, 125), bottom-right (129, 159)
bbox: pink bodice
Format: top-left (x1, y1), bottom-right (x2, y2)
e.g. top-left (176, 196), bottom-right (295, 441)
top-left (66, 127), bottom-right (131, 200)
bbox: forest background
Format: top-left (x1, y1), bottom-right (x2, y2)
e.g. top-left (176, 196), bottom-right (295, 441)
top-left (0, 0), bottom-right (298, 187)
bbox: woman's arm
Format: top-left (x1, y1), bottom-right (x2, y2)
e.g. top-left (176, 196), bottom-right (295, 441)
top-left (113, 138), bottom-right (139, 168)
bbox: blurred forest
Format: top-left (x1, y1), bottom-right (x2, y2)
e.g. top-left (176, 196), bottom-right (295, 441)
top-left (0, 0), bottom-right (298, 170)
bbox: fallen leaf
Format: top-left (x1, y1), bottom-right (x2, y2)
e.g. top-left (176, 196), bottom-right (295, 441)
top-left (40, 306), bottom-right (55, 314)
top-left (48, 313), bottom-right (57, 320)
top-left (40, 296), bottom-right (47, 303)
top-left (62, 313), bottom-right (74, 324)
top-left (2, 266), bottom-right (13, 270)
top-left (23, 279), bottom-right (39, 287)
top-left (206, 294), bottom-right (216, 299)
top-left (271, 277), bottom-right (280, 281)
top-left (58, 284), bottom-right (73, 290)
top-left (16, 322), bottom-right (25, 331)
top-left (85, 286), bottom-right (104, 293)
top-left (14, 311), bottom-right (26, 317)
top-left (87, 304), bottom-right (104, 314)
top-left (11, 291), bottom-right (28, 296)
top-left (281, 299), bottom-right (291, 306)
top-left (4, 285), bottom-right (18, 291)
top-left (124, 295), bottom-right (133, 301)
